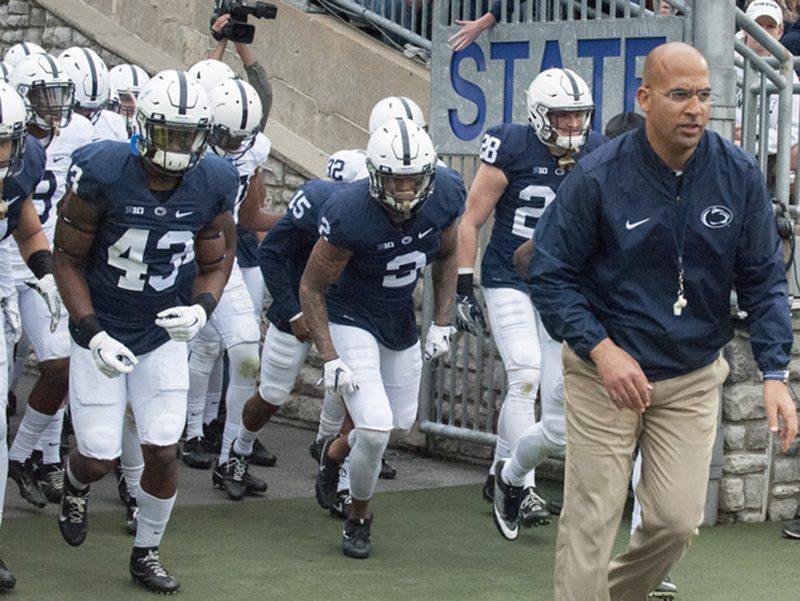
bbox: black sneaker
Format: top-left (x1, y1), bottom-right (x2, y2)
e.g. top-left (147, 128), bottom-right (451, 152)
top-left (115, 463), bottom-right (130, 506)
top-left (648, 576), bottom-right (678, 599)
top-left (0, 557), bottom-right (15, 591)
top-left (202, 419), bottom-right (223, 455)
top-left (342, 516), bottom-right (372, 559)
top-left (482, 473), bottom-right (495, 503)
top-left (130, 547), bottom-right (179, 595)
top-left (314, 436), bottom-right (340, 509)
top-left (181, 436), bottom-right (213, 470)
top-left (9, 459), bottom-right (48, 508)
top-left (330, 489), bottom-right (352, 520)
top-left (58, 480), bottom-right (90, 546)
top-left (309, 438), bottom-right (324, 462)
top-left (212, 454), bottom-right (267, 500)
top-left (249, 438), bottom-right (277, 467)
top-left (35, 462), bottom-right (65, 504)
top-left (519, 487), bottom-right (552, 527)
top-left (126, 497), bottom-right (139, 535)
top-left (491, 460), bottom-right (523, 541)
top-left (379, 456), bottom-right (397, 480)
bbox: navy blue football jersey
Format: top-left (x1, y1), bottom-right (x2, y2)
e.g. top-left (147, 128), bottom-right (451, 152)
top-left (479, 124), bottom-right (606, 292)
top-left (0, 135), bottom-right (46, 242)
top-left (65, 141), bottom-right (239, 355)
top-left (320, 166), bottom-right (466, 350)
top-left (234, 171), bottom-right (260, 268)
top-left (261, 179), bottom-right (344, 334)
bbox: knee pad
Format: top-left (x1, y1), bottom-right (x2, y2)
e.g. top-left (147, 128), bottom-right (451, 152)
top-left (348, 428), bottom-right (390, 459)
top-left (540, 413), bottom-right (566, 451)
top-left (227, 342), bottom-right (260, 384)
top-left (142, 411), bottom-right (184, 447)
top-left (189, 336), bottom-right (223, 375)
top-left (505, 367), bottom-right (539, 412)
top-left (80, 425), bottom-right (121, 460)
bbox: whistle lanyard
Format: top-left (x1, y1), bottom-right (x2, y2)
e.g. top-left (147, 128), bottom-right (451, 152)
top-left (666, 171), bottom-right (690, 317)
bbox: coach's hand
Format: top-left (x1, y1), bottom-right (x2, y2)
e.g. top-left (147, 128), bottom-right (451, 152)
top-left (155, 304), bottom-right (207, 342)
top-left (89, 331), bottom-right (138, 378)
top-left (323, 357), bottom-right (358, 396)
top-left (26, 274), bottom-right (61, 333)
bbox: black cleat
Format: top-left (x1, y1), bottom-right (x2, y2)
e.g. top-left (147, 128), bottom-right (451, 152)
top-left (126, 497), bottom-right (139, 535)
top-left (58, 480), bottom-right (90, 546)
top-left (330, 489), bottom-right (352, 520)
top-left (782, 519), bottom-right (800, 539)
top-left (130, 547), bottom-right (180, 594)
top-left (491, 460), bottom-right (523, 541)
top-left (648, 577), bottom-right (678, 599)
top-left (0, 557), bottom-right (15, 591)
top-left (212, 453), bottom-right (267, 500)
top-left (314, 436), bottom-right (340, 509)
top-left (342, 516), bottom-right (372, 559)
top-left (9, 459), bottom-right (48, 508)
top-left (249, 438), bottom-right (277, 467)
top-left (519, 487), bottom-right (551, 527)
top-left (482, 473), bottom-right (495, 503)
top-left (309, 438), bottom-right (324, 463)
top-left (35, 462), bottom-right (65, 504)
top-left (115, 463), bottom-right (130, 506)
top-left (202, 419), bottom-right (223, 455)
top-left (379, 455), bottom-right (397, 480)
top-left (181, 436), bottom-right (213, 470)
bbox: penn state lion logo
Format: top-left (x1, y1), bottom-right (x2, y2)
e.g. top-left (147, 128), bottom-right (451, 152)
top-left (700, 205), bottom-right (733, 229)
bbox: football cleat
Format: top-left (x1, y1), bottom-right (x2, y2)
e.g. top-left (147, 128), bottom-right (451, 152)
top-left (35, 462), bottom-right (65, 504)
top-left (0, 557), bottom-right (15, 591)
top-left (491, 460), bottom-right (523, 541)
top-left (115, 462), bottom-right (130, 506)
top-left (126, 497), bottom-right (139, 535)
top-left (482, 473), bottom-right (495, 503)
top-left (782, 519), bottom-right (800, 539)
top-left (309, 437), bottom-right (324, 463)
top-left (330, 489), bottom-right (352, 520)
top-left (130, 547), bottom-right (180, 594)
top-left (314, 436), bottom-right (340, 509)
top-left (9, 459), bottom-right (48, 508)
top-left (379, 456), bottom-right (397, 480)
top-left (58, 480), bottom-right (90, 546)
top-left (519, 487), bottom-right (552, 527)
top-left (181, 436), bottom-right (214, 470)
top-left (249, 438), bottom-right (277, 467)
top-left (212, 455), bottom-right (267, 500)
top-left (648, 576), bottom-right (678, 599)
top-left (202, 419), bottom-right (223, 454)
top-left (342, 516), bottom-right (372, 559)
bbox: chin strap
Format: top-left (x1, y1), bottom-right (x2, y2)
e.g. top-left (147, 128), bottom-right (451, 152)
top-left (558, 153), bottom-right (576, 171)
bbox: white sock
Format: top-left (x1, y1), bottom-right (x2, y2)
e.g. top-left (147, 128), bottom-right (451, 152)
top-left (9, 406), bottom-right (53, 462)
top-left (203, 356), bottom-right (224, 426)
top-left (66, 461), bottom-right (89, 491)
top-left (121, 412), bottom-right (143, 499)
top-left (38, 407), bottom-right (65, 464)
top-left (135, 488), bottom-right (176, 549)
top-left (316, 392), bottom-right (346, 441)
top-left (338, 457), bottom-right (351, 493)
top-left (234, 424), bottom-right (258, 456)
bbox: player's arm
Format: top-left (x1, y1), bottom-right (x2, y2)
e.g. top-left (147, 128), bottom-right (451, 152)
top-left (513, 238), bottom-right (534, 280)
top-left (299, 237), bottom-right (352, 362)
top-left (13, 195), bottom-right (51, 260)
top-left (238, 168), bottom-right (282, 232)
top-left (432, 222), bottom-right (458, 326)
top-left (192, 210), bottom-right (237, 304)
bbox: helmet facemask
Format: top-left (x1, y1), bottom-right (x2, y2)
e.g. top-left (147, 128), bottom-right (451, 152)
top-left (22, 80), bottom-right (75, 132)
top-left (209, 123), bottom-right (257, 159)
top-left (531, 105), bottom-right (594, 154)
top-left (367, 167), bottom-right (436, 222)
top-left (136, 117), bottom-right (211, 175)
top-left (0, 123), bottom-right (27, 180)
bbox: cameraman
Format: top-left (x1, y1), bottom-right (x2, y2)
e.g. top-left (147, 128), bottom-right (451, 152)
top-left (209, 13), bottom-right (272, 130)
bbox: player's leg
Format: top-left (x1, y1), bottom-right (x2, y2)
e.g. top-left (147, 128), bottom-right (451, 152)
top-left (201, 353), bottom-right (225, 452)
top-left (0, 325), bottom-right (15, 590)
top-left (608, 356), bottom-right (727, 600)
top-left (240, 265), bottom-right (266, 323)
top-left (60, 341), bottom-right (127, 547)
top-left (482, 287), bottom-right (541, 501)
top-left (127, 340), bottom-right (189, 595)
top-left (184, 326), bottom-right (223, 469)
top-left (120, 408), bottom-right (144, 534)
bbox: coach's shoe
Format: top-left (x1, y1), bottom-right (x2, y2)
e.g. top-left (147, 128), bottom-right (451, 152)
top-left (126, 497), bottom-right (139, 535)
top-left (249, 438), bottom-right (277, 467)
top-left (115, 463), bottom-right (131, 506)
top-left (330, 489), bottom-right (352, 520)
top-left (0, 557), bottom-right (15, 591)
top-left (492, 460), bottom-right (523, 541)
top-left (181, 436), bottom-right (213, 470)
top-left (130, 546), bottom-right (180, 595)
top-left (482, 473), bottom-right (495, 503)
top-left (782, 519), bottom-right (800, 539)
top-left (58, 480), bottom-right (90, 546)
top-left (379, 455), bottom-right (397, 480)
top-left (35, 462), bottom-right (65, 504)
top-left (342, 516), bottom-right (372, 559)
top-left (315, 436), bottom-right (340, 509)
top-left (519, 487), bottom-right (551, 527)
top-left (648, 577), bottom-right (678, 599)
top-left (9, 459), bottom-right (48, 508)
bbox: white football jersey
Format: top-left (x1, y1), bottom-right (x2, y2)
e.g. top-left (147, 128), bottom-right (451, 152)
top-left (232, 132), bottom-right (271, 224)
top-left (92, 109), bottom-right (128, 143)
top-left (327, 148), bottom-right (367, 183)
top-left (11, 113), bottom-right (94, 282)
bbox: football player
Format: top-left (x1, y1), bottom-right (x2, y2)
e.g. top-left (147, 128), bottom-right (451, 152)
top-left (455, 68), bottom-right (605, 540)
top-left (3, 42), bottom-right (45, 68)
top-left (0, 81), bottom-right (54, 592)
top-left (52, 70), bottom-right (238, 594)
top-left (5, 54), bottom-right (93, 510)
top-left (300, 118), bottom-right (465, 558)
top-left (108, 63), bottom-right (149, 136)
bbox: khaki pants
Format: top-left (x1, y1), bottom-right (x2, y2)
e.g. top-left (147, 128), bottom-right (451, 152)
top-left (554, 346), bottom-right (729, 601)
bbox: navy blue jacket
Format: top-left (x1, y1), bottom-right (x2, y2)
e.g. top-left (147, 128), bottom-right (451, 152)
top-left (529, 126), bottom-right (792, 380)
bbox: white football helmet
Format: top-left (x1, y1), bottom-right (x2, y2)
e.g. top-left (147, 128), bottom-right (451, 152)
top-left (109, 63), bottom-right (150, 120)
top-left (366, 117), bottom-right (436, 221)
top-left (58, 47), bottom-right (110, 123)
top-left (105, 85), bottom-right (121, 114)
top-left (527, 68), bottom-right (594, 153)
top-left (368, 96), bottom-right (426, 135)
top-left (0, 82), bottom-right (28, 179)
top-left (187, 59), bottom-right (237, 92)
top-left (207, 78), bottom-right (262, 158)
top-left (0, 61), bottom-right (12, 83)
top-left (134, 69), bottom-right (212, 175)
top-left (9, 54), bottom-right (75, 131)
top-left (4, 42), bottom-right (46, 68)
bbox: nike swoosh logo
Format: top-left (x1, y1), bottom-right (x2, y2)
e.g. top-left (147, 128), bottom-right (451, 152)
top-left (418, 227), bottom-right (434, 239)
top-left (175, 210), bottom-right (193, 218)
top-left (52, 157), bottom-right (66, 163)
top-left (48, 442), bottom-right (59, 446)
top-left (625, 218), bottom-right (650, 231)
top-left (4, 195), bottom-right (20, 204)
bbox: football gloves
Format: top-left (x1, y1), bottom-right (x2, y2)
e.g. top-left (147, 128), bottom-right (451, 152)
top-left (155, 304), bottom-right (207, 342)
top-left (323, 357), bottom-right (358, 396)
top-left (89, 331), bottom-right (138, 378)
top-left (26, 274), bottom-right (61, 333)
top-left (1, 292), bottom-right (21, 346)
top-left (455, 273), bottom-right (486, 335)
top-left (424, 323), bottom-right (455, 362)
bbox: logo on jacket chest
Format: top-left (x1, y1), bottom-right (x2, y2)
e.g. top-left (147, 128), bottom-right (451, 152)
top-left (700, 205), bottom-right (733, 229)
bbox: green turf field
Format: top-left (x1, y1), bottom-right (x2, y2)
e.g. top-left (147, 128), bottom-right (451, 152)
top-left (3, 481), bottom-right (796, 600)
